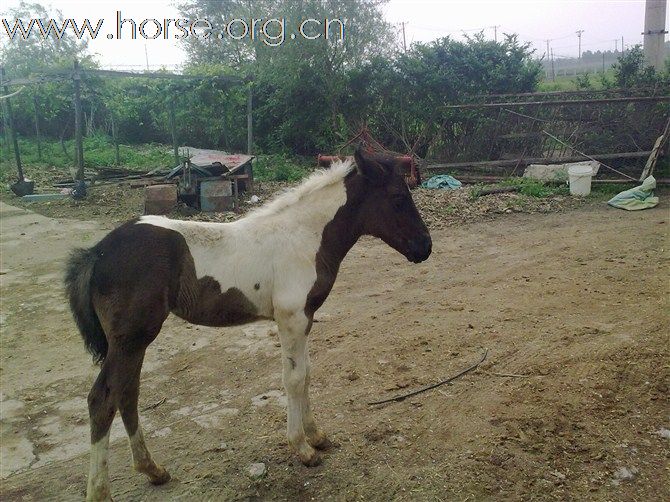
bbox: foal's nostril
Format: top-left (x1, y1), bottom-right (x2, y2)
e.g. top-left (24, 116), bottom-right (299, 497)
top-left (409, 233), bottom-right (432, 262)
top-left (420, 234), bottom-right (432, 256)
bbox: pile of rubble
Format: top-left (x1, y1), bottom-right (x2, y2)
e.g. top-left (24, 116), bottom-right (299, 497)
top-left (412, 188), bottom-right (586, 229)
top-left (183, 182), bottom-right (587, 229)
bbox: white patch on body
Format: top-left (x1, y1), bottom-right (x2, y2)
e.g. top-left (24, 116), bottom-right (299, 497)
top-left (137, 160), bottom-right (353, 318)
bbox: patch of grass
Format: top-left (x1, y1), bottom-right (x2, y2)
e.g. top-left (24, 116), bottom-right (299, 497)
top-left (468, 184), bottom-right (486, 200)
top-left (0, 135), bottom-right (175, 174)
top-left (253, 154), bottom-right (311, 182)
top-left (500, 177), bottom-right (570, 198)
top-left (537, 70), bottom-right (614, 92)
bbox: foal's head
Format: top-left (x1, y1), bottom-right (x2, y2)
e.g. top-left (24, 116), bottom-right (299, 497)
top-left (350, 148), bottom-right (432, 263)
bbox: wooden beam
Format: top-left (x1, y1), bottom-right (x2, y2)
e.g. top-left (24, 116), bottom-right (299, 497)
top-left (1, 71), bottom-right (71, 87)
top-left (246, 83), bottom-right (253, 155)
top-left (1, 67), bottom-right (24, 181)
top-left (169, 98), bottom-right (179, 167)
top-left (73, 60), bottom-right (84, 180)
top-left (110, 114), bottom-right (120, 166)
top-left (82, 69), bottom-right (243, 83)
top-left (444, 96), bottom-right (670, 109)
top-left (470, 86), bottom-right (663, 100)
top-left (639, 117), bottom-right (670, 180)
top-left (1, 69), bottom-right (245, 87)
top-left (449, 175), bottom-right (670, 185)
top-left (33, 93), bottom-right (42, 161)
top-left (423, 151), bottom-right (653, 172)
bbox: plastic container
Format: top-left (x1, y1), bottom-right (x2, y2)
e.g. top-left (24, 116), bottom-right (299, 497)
top-left (568, 164), bottom-right (593, 196)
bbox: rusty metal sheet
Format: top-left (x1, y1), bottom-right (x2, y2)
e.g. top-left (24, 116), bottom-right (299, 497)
top-left (180, 147), bottom-right (253, 173)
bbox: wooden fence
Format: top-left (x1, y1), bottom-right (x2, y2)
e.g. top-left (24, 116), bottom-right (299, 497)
top-left (423, 87), bottom-right (670, 179)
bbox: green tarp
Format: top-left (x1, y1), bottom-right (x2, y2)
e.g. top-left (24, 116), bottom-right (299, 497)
top-left (607, 176), bottom-right (659, 211)
top-left (421, 175), bottom-right (462, 190)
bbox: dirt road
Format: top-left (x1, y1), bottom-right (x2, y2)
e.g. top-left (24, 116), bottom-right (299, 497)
top-left (1, 200), bottom-right (668, 501)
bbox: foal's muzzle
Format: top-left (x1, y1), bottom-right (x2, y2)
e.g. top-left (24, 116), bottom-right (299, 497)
top-left (407, 233), bottom-right (432, 263)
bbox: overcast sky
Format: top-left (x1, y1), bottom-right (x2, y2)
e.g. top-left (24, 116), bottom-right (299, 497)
top-left (1, 0), bottom-right (667, 69)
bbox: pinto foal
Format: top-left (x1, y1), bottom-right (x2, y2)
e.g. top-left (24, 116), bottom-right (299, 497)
top-left (66, 148), bottom-right (432, 501)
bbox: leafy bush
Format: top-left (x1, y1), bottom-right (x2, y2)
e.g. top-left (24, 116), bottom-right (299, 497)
top-left (574, 72), bottom-right (593, 90)
top-left (610, 45), bottom-right (669, 89)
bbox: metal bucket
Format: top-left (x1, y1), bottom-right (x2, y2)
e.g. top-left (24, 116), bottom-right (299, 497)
top-left (200, 179), bottom-right (234, 212)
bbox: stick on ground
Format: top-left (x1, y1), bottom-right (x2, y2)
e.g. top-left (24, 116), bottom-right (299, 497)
top-left (368, 349), bottom-right (489, 405)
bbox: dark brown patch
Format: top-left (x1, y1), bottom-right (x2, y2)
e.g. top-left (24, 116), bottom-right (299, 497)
top-left (304, 175), bottom-right (362, 318)
top-left (70, 220), bottom-right (258, 446)
top-left (173, 278), bottom-right (258, 327)
top-left (172, 250), bottom-right (258, 326)
top-left (304, 147), bottom-right (432, 318)
top-left (254, 283), bottom-right (260, 290)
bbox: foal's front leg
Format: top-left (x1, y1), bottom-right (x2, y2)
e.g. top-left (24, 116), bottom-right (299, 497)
top-left (300, 349), bottom-right (332, 450)
top-left (276, 310), bottom-right (321, 466)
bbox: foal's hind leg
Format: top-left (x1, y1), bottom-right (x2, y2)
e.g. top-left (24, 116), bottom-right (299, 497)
top-left (117, 348), bottom-right (170, 485)
top-left (86, 295), bottom-right (171, 501)
top-left (86, 360), bottom-right (117, 502)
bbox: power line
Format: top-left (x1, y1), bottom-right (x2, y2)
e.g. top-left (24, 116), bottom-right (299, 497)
top-left (413, 24), bottom-right (485, 34)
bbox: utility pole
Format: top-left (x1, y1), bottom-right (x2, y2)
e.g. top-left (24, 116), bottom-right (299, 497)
top-left (576, 29), bottom-right (585, 59)
top-left (643, 0), bottom-right (667, 70)
top-left (491, 25), bottom-right (500, 42)
top-left (545, 39), bottom-right (551, 78)
top-left (401, 22), bottom-right (407, 52)
top-left (621, 36), bottom-right (625, 56)
top-left (614, 39), bottom-right (618, 52)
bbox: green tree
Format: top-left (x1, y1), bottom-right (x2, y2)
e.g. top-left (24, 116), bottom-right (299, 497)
top-left (0, 1), bottom-right (94, 76)
top-left (179, 0), bottom-right (395, 153)
top-left (344, 33), bottom-right (542, 156)
top-left (611, 45), bottom-right (668, 89)
top-left (0, 2), bottom-right (99, 143)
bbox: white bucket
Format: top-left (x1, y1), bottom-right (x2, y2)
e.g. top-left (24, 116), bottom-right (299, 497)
top-left (568, 164), bottom-right (593, 196)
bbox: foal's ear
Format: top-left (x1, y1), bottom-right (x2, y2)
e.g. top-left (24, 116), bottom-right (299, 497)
top-left (354, 147), bottom-right (386, 185)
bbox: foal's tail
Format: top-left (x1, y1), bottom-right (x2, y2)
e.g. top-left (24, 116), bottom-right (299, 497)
top-left (65, 248), bottom-right (107, 363)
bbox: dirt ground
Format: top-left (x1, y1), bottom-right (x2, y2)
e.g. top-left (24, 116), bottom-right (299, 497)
top-left (1, 192), bottom-right (669, 501)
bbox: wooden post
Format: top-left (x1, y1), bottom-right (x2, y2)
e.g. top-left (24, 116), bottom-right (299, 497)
top-left (640, 118), bottom-right (670, 180)
top-left (169, 97), bottom-right (179, 166)
top-left (1, 67), bottom-right (25, 181)
top-left (110, 113), bottom-right (120, 166)
top-left (1, 100), bottom-right (10, 161)
top-left (246, 81), bottom-right (253, 155)
top-left (73, 59), bottom-right (84, 180)
top-left (232, 176), bottom-right (239, 213)
top-left (33, 93), bottom-right (42, 161)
